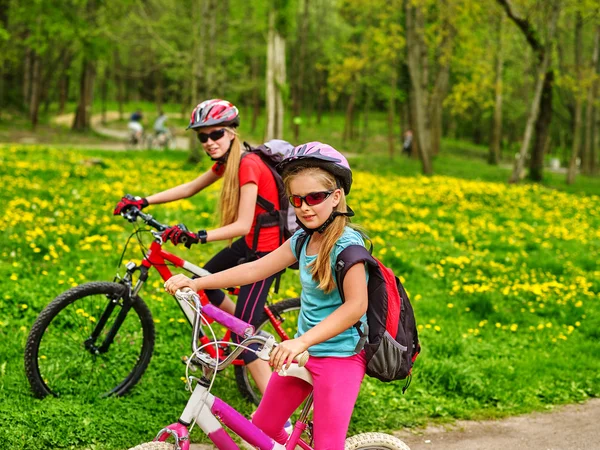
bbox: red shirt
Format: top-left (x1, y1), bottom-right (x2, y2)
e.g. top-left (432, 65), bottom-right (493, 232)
top-left (212, 154), bottom-right (281, 252)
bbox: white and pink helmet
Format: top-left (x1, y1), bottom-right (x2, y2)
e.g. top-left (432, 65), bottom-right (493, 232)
top-left (278, 142), bottom-right (353, 194)
top-left (187, 99), bottom-right (240, 130)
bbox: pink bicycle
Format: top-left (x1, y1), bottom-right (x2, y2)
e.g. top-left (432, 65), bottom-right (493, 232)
top-left (128, 289), bottom-right (411, 450)
top-left (24, 207), bottom-right (300, 404)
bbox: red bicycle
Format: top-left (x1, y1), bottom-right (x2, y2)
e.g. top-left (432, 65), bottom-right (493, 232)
top-left (24, 207), bottom-right (300, 404)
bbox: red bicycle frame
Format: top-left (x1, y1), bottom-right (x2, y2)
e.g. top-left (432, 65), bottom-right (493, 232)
top-left (139, 240), bottom-right (244, 364)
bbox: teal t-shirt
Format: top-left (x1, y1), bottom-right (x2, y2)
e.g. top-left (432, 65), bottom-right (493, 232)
top-left (290, 227), bottom-right (368, 357)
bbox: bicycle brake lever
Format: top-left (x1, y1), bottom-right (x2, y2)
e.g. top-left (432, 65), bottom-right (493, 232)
top-left (255, 334), bottom-right (276, 361)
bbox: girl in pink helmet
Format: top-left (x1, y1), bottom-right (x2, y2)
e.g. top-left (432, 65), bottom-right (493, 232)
top-left (165, 142), bottom-right (368, 449)
top-left (114, 99), bottom-right (285, 396)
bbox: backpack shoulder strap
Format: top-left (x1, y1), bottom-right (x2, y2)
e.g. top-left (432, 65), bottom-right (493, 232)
top-left (294, 231), bottom-right (309, 260)
top-left (335, 245), bottom-right (377, 352)
top-left (335, 245), bottom-right (377, 295)
top-left (241, 145), bottom-right (278, 213)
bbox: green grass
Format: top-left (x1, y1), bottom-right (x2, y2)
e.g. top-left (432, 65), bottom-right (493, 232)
top-left (0, 130), bottom-right (599, 449)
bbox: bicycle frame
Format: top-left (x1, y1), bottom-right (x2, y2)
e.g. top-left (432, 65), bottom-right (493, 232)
top-left (126, 239), bottom-right (245, 363)
top-left (155, 373), bottom-right (315, 450)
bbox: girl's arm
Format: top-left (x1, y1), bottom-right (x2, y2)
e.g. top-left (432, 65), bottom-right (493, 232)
top-left (164, 238), bottom-right (297, 293)
top-left (203, 182), bottom-right (257, 242)
top-left (146, 169), bottom-right (219, 204)
top-left (270, 263), bottom-right (368, 371)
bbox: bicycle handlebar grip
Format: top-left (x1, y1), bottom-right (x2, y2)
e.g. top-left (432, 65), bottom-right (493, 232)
top-left (296, 351), bottom-right (309, 367)
top-left (201, 303), bottom-right (255, 338)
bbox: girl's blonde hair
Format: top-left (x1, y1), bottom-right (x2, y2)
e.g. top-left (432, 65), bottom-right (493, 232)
top-left (219, 128), bottom-right (242, 244)
top-left (284, 166), bottom-right (353, 293)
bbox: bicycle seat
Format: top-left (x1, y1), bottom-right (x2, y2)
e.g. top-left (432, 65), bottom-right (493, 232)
top-left (279, 363), bottom-right (313, 385)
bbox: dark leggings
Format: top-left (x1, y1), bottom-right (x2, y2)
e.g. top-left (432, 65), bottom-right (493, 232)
top-left (203, 238), bottom-right (276, 364)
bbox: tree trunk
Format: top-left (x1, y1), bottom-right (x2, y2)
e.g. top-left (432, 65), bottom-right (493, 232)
top-left (292, 0), bottom-right (310, 142)
top-left (343, 92), bottom-right (356, 144)
top-left (498, 0), bottom-right (559, 182)
top-left (405, 0), bottom-right (432, 174)
top-left (567, 13), bottom-right (584, 185)
top-left (101, 65), bottom-right (109, 125)
top-left (265, 9), bottom-right (287, 141)
top-left (489, 15), bottom-right (504, 165)
top-left (114, 51), bottom-right (124, 120)
top-left (72, 58), bottom-right (96, 131)
top-left (529, 71), bottom-right (553, 181)
top-left (362, 88), bottom-right (371, 148)
top-left (155, 70), bottom-right (163, 113)
top-left (509, 7), bottom-right (558, 183)
top-left (316, 70), bottom-right (325, 125)
top-left (23, 47), bottom-right (32, 111)
top-left (583, 25), bottom-right (600, 176)
top-left (251, 56), bottom-right (260, 134)
top-left (429, 66), bottom-right (449, 156)
top-left (275, 31), bottom-right (286, 139)
top-left (29, 52), bottom-right (41, 129)
top-left (58, 58), bottom-right (70, 116)
top-left (188, 0), bottom-right (203, 164)
top-left (387, 68), bottom-right (397, 159)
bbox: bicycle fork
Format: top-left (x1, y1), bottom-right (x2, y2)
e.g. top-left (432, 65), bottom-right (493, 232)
top-left (85, 263), bottom-right (145, 355)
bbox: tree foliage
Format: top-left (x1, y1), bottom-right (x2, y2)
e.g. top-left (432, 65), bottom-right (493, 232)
top-left (1, 0), bottom-right (598, 178)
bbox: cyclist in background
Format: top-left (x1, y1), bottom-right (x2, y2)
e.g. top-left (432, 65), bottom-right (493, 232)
top-left (114, 99), bottom-right (283, 397)
top-left (127, 109), bottom-right (144, 144)
top-left (153, 110), bottom-right (168, 137)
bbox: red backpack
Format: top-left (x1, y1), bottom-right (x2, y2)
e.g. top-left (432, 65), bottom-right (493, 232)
top-left (335, 244), bottom-right (421, 389)
top-left (295, 233), bottom-right (421, 389)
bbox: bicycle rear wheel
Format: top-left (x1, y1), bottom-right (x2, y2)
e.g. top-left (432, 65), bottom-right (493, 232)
top-left (24, 281), bottom-right (155, 399)
top-left (234, 297), bottom-right (301, 404)
top-left (345, 432), bottom-right (411, 450)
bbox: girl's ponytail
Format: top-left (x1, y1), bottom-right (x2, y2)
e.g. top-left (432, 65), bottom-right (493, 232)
top-left (219, 130), bottom-right (242, 245)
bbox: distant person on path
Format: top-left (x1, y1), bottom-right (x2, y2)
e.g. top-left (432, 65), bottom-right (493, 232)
top-left (402, 129), bottom-right (413, 156)
top-left (127, 109), bottom-right (144, 143)
top-left (153, 110), bottom-right (168, 136)
top-left (114, 99), bottom-right (285, 397)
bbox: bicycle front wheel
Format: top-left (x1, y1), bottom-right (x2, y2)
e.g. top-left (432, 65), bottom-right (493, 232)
top-left (234, 297), bottom-right (301, 404)
top-left (24, 281), bottom-right (155, 399)
top-left (345, 432), bottom-right (411, 450)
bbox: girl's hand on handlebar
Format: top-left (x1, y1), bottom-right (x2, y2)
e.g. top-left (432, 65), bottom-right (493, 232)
top-left (164, 274), bottom-right (196, 294)
top-left (114, 194), bottom-right (148, 215)
top-left (270, 338), bottom-right (309, 373)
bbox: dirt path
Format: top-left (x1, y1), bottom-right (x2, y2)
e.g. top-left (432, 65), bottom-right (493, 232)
top-left (54, 112), bottom-right (191, 150)
top-left (394, 398), bottom-right (600, 450)
top-left (185, 398), bottom-right (600, 450)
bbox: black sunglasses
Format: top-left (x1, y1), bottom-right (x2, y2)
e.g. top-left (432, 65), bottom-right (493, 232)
top-left (288, 190), bottom-right (334, 208)
top-left (197, 128), bottom-right (227, 143)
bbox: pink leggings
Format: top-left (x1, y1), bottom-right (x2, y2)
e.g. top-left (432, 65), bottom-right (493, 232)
top-left (252, 351), bottom-right (366, 450)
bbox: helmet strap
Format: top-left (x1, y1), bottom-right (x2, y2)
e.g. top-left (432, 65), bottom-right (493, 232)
top-left (206, 140), bottom-right (233, 163)
top-left (295, 206), bottom-right (355, 235)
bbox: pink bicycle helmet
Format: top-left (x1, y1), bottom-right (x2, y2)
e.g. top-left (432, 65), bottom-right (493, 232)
top-left (278, 142), bottom-right (353, 194)
top-left (187, 99), bottom-right (240, 130)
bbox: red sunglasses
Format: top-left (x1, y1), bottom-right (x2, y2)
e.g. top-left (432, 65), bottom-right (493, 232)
top-left (288, 190), bottom-right (334, 208)
top-left (197, 128), bottom-right (227, 143)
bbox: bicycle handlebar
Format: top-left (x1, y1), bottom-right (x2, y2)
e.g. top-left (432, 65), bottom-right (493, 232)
top-left (121, 207), bottom-right (169, 232)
